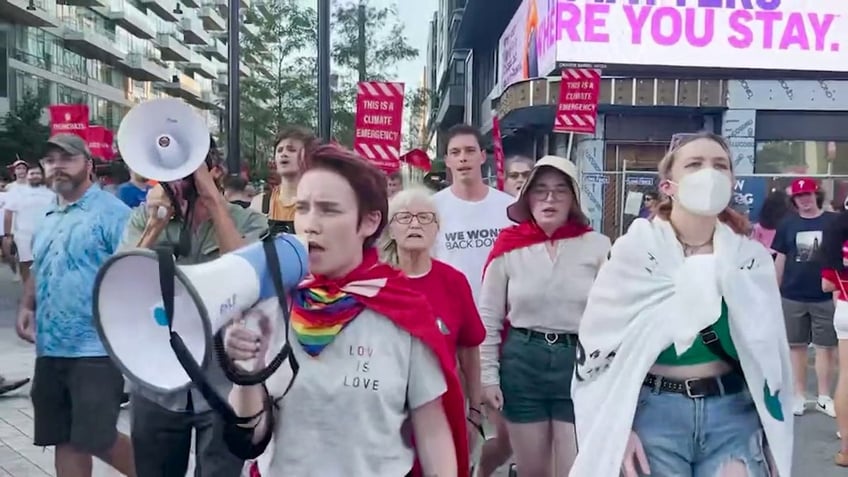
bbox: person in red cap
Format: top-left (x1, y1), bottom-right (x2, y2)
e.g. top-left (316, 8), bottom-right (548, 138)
top-left (773, 177), bottom-right (839, 417)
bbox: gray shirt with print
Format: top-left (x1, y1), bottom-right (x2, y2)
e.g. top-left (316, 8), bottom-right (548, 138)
top-left (266, 308), bottom-right (447, 475)
top-left (119, 201), bottom-right (269, 413)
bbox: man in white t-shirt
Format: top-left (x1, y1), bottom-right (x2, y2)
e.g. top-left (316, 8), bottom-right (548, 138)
top-left (2, 160), bottom-right (29, 276)
top-left (432, 124), bottom-right (514, 299)
top-left (431, 124), bottom-right (515, 477)
top-left (3, 165), bottom-right (55, 283)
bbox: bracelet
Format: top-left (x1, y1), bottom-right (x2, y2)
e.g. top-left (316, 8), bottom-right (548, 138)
top-left (235, 407), bottom-right (266, 429)
top-left (466, 416), bottom-right (485, 438)
top-left (468, 407), bottom-right (482, 415)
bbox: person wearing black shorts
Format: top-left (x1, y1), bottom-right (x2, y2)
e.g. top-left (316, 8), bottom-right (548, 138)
top-left (16, 135), bottom-right (135, 476)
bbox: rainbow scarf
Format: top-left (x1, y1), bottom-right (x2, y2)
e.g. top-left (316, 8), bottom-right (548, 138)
top-left (290, 286), bottom-right (365, 356)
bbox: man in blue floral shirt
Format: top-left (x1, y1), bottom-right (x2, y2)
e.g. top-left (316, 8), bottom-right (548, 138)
top-left (16, 134), bottom-right (136, 476)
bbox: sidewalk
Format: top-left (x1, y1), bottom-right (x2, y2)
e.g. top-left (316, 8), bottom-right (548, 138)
top-left (0, 328), bottom-right (133, 477)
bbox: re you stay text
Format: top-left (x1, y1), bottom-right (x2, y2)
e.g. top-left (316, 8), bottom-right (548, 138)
top-left (557, 3), bottom-right (840, 52)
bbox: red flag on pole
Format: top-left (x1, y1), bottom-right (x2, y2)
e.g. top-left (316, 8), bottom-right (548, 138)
top-left (86, 125), bottom-right (115, 160)
top-left (48, 104), bottom-right (89, 139)
top-left (400, 149), bottom-right (431, 172)
top-left (492, 112), bottom-right (506, 190)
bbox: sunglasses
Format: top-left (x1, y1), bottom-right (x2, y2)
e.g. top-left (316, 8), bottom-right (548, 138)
top-left (668, 133), bottom-right (700, 152)
top-left (507, 171), bottom-right (531, 180)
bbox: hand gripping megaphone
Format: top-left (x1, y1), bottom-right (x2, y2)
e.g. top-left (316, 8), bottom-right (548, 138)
top-left (117, 98), bottom-right (211, 183)
top-left (93, 234), bottom-right (309, 399)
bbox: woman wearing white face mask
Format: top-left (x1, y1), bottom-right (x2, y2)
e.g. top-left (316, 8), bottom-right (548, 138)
top-left (570, 132), bottom-right (794, 477)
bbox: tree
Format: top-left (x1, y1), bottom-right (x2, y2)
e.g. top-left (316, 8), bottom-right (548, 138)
top-left (330, 0), bottom-right (419, 146)
top-left (236, 0), bottom-right (420, 177)
top-left (0, 94), bottom-right (50, 168)
top-left (404, 86), bottom-right (431, 151)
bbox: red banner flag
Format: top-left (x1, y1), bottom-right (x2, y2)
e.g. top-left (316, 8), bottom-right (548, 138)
top-left (400, 148), bottom-right (431, 172)
top-left (48, 104), bottom-right (89, 139)
top-left (491, 113), bottom-right (506, 191)
top-left (553, 68), bottom-right (601, 134)
top-left (353, 81), bottom-right (405, 173)
top-left (86, 125), bottom-right (115, 160)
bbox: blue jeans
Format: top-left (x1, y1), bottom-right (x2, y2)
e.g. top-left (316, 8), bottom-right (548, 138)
top-left (632, 385), bottom-right (772, 477)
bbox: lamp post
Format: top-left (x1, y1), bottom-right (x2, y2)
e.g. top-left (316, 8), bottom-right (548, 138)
top-left (226, 0), bottom-right (240, 175)
top-left (317, 0), bottom-right (331, 141)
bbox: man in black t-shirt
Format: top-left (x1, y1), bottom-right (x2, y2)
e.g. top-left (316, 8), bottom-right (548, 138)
top-left (773, 177), bottom-right (837, 418)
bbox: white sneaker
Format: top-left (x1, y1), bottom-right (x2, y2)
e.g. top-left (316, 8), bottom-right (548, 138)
top-left (794, 395), bottom-right (807, 416)
top-left (837, 430), bottom-right (842, 439)
top-left (817, 395), bottom-right (837, 418)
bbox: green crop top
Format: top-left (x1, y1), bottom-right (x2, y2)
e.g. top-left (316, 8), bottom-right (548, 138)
top-left (655, 300), bottom-right (738, 366)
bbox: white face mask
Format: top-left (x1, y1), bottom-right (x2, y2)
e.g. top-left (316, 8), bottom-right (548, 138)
top-left (669, 168), bottom-right (732, 217)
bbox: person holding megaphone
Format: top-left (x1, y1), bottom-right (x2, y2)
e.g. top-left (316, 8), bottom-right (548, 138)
top-left (118, 135), bottom-right (268, 477)
top-left (221, 144), bottom-right (467, 477)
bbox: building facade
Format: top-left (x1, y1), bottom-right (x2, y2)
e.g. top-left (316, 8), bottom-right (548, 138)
top-left (0, 0), bottom-right (270, 135)
top-left (425, 0), bottom-right (848, 237)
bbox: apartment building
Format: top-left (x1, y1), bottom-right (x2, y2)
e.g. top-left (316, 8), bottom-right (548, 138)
top-left (0, 0), bottom-right (270, 132)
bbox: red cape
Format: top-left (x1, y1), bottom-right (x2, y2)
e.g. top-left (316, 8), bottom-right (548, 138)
top-left (482, 219), bottom-right (593, 275)
top-left (482, 220), bottom-right (593, 347)
top-left (304, 248), bottom-right (469, 475)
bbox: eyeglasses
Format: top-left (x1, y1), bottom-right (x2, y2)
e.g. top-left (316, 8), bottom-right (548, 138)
top-left (507, 171), bottom-right (531, 180)
top-left (529, 188), bottom-right (571, 200)
top-left (392, 212), bottom-right (437, 225)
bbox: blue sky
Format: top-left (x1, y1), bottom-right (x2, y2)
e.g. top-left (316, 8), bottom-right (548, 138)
top-left (392, 0), bottom-right (438, 89)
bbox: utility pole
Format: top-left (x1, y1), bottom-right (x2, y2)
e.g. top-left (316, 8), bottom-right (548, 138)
top-left (226, 0), bottom-right (240, 175)
top-left (357, 0), bottom-right (366, 82)
top-left (317, 0), bottom-right (332, 141)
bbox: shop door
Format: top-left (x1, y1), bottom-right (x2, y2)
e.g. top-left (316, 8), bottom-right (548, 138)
top-left (601, 143), bottom-right (668, 239)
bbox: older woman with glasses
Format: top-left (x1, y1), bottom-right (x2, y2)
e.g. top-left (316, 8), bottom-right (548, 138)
top-left (504, 156), bottom-right (534, 198)
top-left (480, 155), bottom-right (611, 476)
top-left (380, 187), bottom-right (486, 464)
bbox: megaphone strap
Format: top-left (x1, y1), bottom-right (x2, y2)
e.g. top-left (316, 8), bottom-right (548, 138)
top-left (154, 246), bottom-right (258, 426)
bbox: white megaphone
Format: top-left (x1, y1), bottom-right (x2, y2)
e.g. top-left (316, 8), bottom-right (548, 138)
top-left (93, 234), bottom-right (309, 394)
top-left (117, 98), bottom-right (210, 183)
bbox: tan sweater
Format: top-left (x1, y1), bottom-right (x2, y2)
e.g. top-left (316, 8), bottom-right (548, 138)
top-left (479, 232), bottom-right (611, 386)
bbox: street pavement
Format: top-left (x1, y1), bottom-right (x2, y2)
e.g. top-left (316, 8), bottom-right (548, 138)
top-left (0, 267), bottom-right (843, 476)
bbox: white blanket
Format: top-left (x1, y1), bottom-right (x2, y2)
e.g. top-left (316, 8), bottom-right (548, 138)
top-left (569, 218), bottom-right (794, 477)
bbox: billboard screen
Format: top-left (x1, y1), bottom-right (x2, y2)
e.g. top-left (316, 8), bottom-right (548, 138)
top-left (499, 0), bottom-right (848, 89)
top-left (498, 0), bottom-right (559, 90)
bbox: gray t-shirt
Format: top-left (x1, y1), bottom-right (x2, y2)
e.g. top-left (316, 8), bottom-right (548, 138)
top-left (267, 308), bottom-right (447, 476)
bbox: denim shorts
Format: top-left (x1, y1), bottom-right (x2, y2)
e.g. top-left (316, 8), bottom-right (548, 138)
top-left (499, 327), bottom-right (576, 424)
top-left (632, 385), bottom-right (772, 477)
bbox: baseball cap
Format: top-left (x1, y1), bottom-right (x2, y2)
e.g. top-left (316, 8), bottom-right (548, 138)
top-left (790, 177), bottom-right (817, 196)
top-left (8, 159), bottom-right (28, 169)
top-left (46, 133), bottom-right (91, 160)
top-left (506, 155), bottom-right (581, 223)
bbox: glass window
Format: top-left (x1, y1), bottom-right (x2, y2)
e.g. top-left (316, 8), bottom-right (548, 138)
top-left (0, 31), bottom-right (7, 98)
top-left (15, 71), bottom-right (49, 104)
top-left (57, 84), bottom-right (87, 104)
top-left (755, 140), bottom-right (848, 174)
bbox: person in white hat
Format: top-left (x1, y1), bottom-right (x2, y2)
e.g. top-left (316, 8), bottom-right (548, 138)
top-left (479, 155), bottom-right (610, 476)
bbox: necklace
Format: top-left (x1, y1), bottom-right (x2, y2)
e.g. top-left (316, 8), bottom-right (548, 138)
top-left (678, 236), bottom-right (713, 256)
top-left (670, 223), bottom-right (714, 256)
